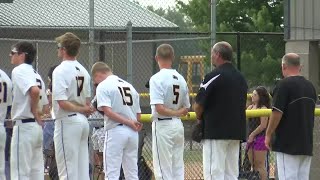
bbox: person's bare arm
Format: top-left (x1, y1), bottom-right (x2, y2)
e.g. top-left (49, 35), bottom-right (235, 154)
top-left (136, 113), bottom-right (143, 131)
top-left (247, 104), bottom-right (253, 110)
top-left (29, 86), bottom-right (41, 121)
top-left (248, 115), bottom-right (268, 143)
top-left (252, 116), bottom-right (268, 136)
top-left (266, 111), bottom-right (282, 137)
top-left (265, 110), bottom-right (282, 149)
top-left (57, 100), bottom-right (92, 115)
top-left (86, 97), bottom-right (92, 107)
top-left (137, 113), bottom-right (141, 122)
top-left (250, 107), bottom-right (268, 137)
top-left (193, 102), bottom-right (203, 120)
top-left (155, 104), bottom-right (188, 117)
top-left (42, 104), bottom-right (50, 116)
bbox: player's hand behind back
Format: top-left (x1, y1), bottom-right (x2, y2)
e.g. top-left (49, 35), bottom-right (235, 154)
top-left (37, 119), bottom-right (44, 128)
top-left (177, 107), bottom-right (189, 117)
top-left (127, 120), bottom-right (143, 132)
top-left (80, 105), bottom-right (95, 117)
top-left (35, 115), bottom-right (44, 128)
top-left (136, 121), bottom-right (143, 131)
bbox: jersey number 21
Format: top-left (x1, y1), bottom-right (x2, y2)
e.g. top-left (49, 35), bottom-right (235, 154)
top-left (0, 82), bottom-right (7, 104)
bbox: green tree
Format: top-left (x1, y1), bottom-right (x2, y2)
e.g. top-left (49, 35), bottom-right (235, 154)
top-left (177, 0), bottom-right (283, 32)
top-left (176, 0), bottom-right (284, 87)
top-left (147, 6), bottom-right (194, 31)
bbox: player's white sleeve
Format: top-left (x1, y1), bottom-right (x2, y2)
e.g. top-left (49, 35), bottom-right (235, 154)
top-left (52, 68), bottom-right (68, 101)
top-left (183, 85), bottom-right (191, 108)
top-left (133, 88), bottom-right (141, 114)
top-left (96, 84), bottom-right (112, 111)
top-left (149, 76), bottom-right (164, 105)
top-left (13, 68), bottom-right (37, 95)
top-left (40, 81), bottom-right (49, 106)
top-left (41, 94), bottom-right (49, 107)
top-left (85, 72), bottom-right (91, 98)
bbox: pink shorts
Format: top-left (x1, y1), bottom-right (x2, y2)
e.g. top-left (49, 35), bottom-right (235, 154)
top-left (246, 135), bottom-right (268, 151)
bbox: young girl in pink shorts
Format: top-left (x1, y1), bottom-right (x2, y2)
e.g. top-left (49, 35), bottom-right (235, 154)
top-left (247, 86), bottom-right (271, 180)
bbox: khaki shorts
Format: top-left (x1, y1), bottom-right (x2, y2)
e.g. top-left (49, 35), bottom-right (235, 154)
top-left (91, 127), bottom-right (105, 152)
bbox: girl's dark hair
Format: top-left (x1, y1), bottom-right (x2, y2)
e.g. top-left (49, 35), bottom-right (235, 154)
top-left (255, 86), bottom-right (271, 108)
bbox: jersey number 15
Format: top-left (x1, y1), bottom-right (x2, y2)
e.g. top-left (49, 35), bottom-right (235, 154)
top-left (118, 87), bottom-right (133, 106)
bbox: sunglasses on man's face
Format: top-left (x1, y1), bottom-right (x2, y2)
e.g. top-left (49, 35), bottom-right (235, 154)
top-left (10, 51), bottom-right (28, 56)
top-left (10, 51), bottom-right (19, 56)
top-left (57, 44), bottom-right (64, 49)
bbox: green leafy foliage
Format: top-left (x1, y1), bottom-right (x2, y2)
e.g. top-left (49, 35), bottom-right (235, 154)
top-left (147, 6), bottom-right (194, 31)
top-left (176, 0), bottom-right (284, 87)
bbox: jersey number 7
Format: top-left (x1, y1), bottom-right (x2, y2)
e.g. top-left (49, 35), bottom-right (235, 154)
top-left (0, 82), bottom-right (7, 103)
top-left (76, 76), bottom-right (84, 96)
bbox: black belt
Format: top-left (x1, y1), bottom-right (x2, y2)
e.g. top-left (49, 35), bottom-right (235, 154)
top-left (68, 114), bottom-right (77, 117)
top-left (21, 118), bottom-right (35, 123)
top-left (94, 126), bottom-right (104, 130)
top-left (158, 118), bottom-right (172, 121)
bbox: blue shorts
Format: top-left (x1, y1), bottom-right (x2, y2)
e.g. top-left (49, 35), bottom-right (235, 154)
top-left (43, 121), bottom-right (55, 150)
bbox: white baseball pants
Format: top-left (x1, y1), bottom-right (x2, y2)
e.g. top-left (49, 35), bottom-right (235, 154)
top-left (276, 152), bottom-right (312, 180)
top-left (54, 113), bottom-right (90, 180)
top-left (152, 118), bottom-right (184, 180)
top-left (0, 124), bottom-right (6, 180)
top-left (203, 139), bottom-right (240, 180)
top-left (10, 121), bottom-right (44, 180)
top-left (104, 124), bottom-right (139, 180)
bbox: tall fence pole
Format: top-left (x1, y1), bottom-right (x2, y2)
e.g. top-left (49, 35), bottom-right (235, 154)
top-left (284, 0), bottom-right (290, 40)
top-left (210, 0), bottom-right (216, 71)
top-left (35, 42), bottom-right (39, 72)
top-left (88, 1), bottom-right (95, 179)
top-left (237, 32), bottom-right (241, 71)
top-left (127, 21), bottom-right (133, 83)
top-left (88, 0), bottom-right (95, 69)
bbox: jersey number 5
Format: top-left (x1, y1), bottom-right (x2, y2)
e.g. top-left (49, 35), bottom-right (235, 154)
top-left (36, 79), bottom-right (42, 100)
top-left (173, 85), bottom-right (180, 104)
top-left (76, 76), bottom-right (84, 96)
top-left (118, 87), bottom-right (133, 106)
top-left (0, 82), bottom-right (8, 104)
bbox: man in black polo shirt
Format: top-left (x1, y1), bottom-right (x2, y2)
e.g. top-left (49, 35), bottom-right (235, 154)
top-left (265, 53), bottom-right (317, 180)
top-left (194, 41), bottom-right (248, 180)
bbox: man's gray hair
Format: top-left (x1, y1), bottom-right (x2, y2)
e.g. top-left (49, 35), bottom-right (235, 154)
top-left (282, 53), bottom-right (300, 67)
top-left (212, 41), bottom-right (233, 61)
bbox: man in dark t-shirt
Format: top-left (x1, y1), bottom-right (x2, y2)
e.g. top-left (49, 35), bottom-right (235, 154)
top-left (265, 53), bottom-right (317, 180)
top-left (194, 41), bottom-right (248, 180)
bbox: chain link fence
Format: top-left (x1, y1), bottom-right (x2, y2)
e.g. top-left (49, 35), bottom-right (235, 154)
top-left (0, 0), bottom-right (299, 180)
